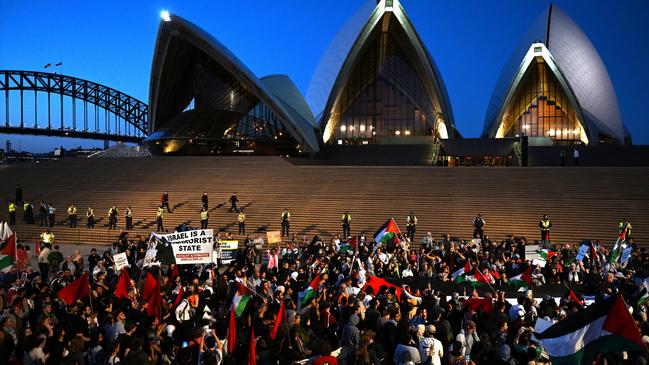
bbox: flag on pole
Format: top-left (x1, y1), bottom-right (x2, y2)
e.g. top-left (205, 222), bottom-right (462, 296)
top-left (510, 265), bottom-right (533, 289)
top-left (374, 218), bottom-right (400, 244)
top-left (248, 328), bottom-right (257, 365)
top-left (228, 303), bottom-right (237, 353)
top-left (55, 62), bottom-right (62, 67)
top-left (451, 261), bottom-right (472, 280)
top-left (270, 300), bottom-right (286, 340)
top-left (638, 278), bottom-right (649, 306)
top-left (300, 274), bottom-right (320, 305)
top-left (363, 275), bottom-right (403, 299)
top-left (143, 272), bottom-right (161, 318)
top-left (536, 293), bottom-right (644, 365)
top-left (57, 272), bottom-right (90, 305)
top-left (0, 223), bottom-right (17, 273)
top-left (114, 268), bottom-right (133, 299)
top-left (44, 63), bottom-right (51, 69)
top-left (233, 282), bottom-right (252, 317)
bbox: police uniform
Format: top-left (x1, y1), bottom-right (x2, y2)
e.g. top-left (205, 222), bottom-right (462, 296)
top-left (125, 207), bottom-right (133, 230)
top-left (539, 217), bottom-right (552, 245)
top-left (108, 207), bottom-right (119, 230)
top-left (406, 214), bottom-right (418, 241)
top-left (200, 208), bottom-right (209, 229)
top-left (157, 206), bottom-right (165, 232)
top-left (86, 208), bottom-right (95, 228)
top-left (67, 205), bottom-right (77, 228)
top-left (281, 210), bottom-right (291, 236)
top-left (8, 202), bottom-right (16, 225)
top-left (238, 212), bottom-right (246, 234)
top-left (341, 212), bottom-right (351, 237)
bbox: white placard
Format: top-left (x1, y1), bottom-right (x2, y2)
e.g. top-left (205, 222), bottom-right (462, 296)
top-left (525, 244), bottom-right (540, 261)
top-left (114, 252), bottom-right (129, 271)
top-left (157, 229), bottom-right (214, 264)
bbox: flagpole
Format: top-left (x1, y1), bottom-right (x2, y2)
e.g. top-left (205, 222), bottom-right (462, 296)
top-left (476, 267), bottom-right (498, 296)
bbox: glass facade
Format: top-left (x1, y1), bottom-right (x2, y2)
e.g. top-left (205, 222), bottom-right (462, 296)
top-left (326, 23), bottom-right (440, 144)
top-left (499, 57), bottom-right (586, 143)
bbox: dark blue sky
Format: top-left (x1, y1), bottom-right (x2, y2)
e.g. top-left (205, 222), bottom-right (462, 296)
top-left (1, 0), bottom-right (648, 152)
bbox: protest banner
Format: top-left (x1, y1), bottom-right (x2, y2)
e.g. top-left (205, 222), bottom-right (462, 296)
top-left (114, 252), bottom-right (129, 271)
top-left (220, 239), bottom-right (239, 264)
top-left (525, 245), bottom-right (540, 260)
top-left (155, 229), bottom-right (214, 264)
top-left (620, 246), bottom-right (632, 265)
top-left (267, 230), bottom-right (281, 244)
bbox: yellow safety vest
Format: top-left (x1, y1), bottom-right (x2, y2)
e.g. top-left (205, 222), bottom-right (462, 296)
top-left (541, 219), bottom-right (551, 229)
top-left (40, 232), bottom-right (54, 243)
top-left (201, 210), bottom-right (209, 220)
top-left (23, 202), bottom-right (30, 211)
top-left (342, 214), bottom-right (351, 223)
top-left (157, 207), bottom-right (164, 218)
top-left (125, 209), bottom-right (132, 217)
top-left (8, 203), bottom-right (16, 213)
top-left (67, 206), bottom-right (77, 215)
top-left (407, 215), bottom-right (417, 226)
top-left (281, 212), bottom-right (290, 221)
top-left (238, 213), bottom-right (246, 223)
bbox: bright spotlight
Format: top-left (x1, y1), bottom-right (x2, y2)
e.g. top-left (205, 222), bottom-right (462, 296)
top-left (160, 10), bottom-right (171, 22)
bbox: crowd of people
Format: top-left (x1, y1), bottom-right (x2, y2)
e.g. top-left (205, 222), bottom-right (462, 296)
top-left (0, 189), bottom-right (647, 365)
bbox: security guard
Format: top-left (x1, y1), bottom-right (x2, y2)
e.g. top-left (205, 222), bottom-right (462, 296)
top-left (8, 201), bottom-right (16, 225)
top-left (67, 204), bottom-right (78, 228)
top-left (618, 218), bottom-right (632, 243)
top-left (108, 205), bottom-right (119, 230)
top-left (156, 205), bottom-right (165, 232)
top-left (539, 214), bottom-right (552, 246)
top-left (125, 206), bottom-right (133, 230)
top-left (472, 214), bottom-right (486, 240)
top-left (200, 207), bottom-right (209, 229)
top-left (40, 229), bottom-right (55, 245)
top-left (406, 211), bottom-right (417, 241)
top-left (86, 207), bottom-right (95, 228)
top-left (281, 208), bottom-right (291, 237)
top-left (341, 210), bottom-right (351, 238)
top-left (238, 209), bottom-right (246, 235)
top-left (23, 201), bottom-right (33, 224)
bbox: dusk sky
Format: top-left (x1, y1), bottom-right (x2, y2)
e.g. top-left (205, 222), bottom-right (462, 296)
top-left (1, 0), bottom-right (647, 152)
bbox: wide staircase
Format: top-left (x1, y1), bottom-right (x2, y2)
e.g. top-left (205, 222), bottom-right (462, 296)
top-left (0, 157), bottom-right (647, 249)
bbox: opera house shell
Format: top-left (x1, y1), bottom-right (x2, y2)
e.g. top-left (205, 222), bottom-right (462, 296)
top-left (483, 5), bottom-right (630, 145)
top-left (145, 14), bottom-right (321, 155)
top-left (315, 0), bottom-right (457, 145)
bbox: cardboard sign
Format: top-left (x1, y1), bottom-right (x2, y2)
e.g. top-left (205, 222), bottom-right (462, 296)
top-left (219, 239), bottom-right (239, 264)
top-left (267, 230), bottom-right (281, 244)
top-left (525, 245), bottom-right (540, 261)
top-left (620, 246), bottom-right (633, 265)
top-left (114, 252), bottom-right (129, 271)
top-left (156, 229), bottom-right (215, 264)
top-left (576, 244), bottom-right (589, 262)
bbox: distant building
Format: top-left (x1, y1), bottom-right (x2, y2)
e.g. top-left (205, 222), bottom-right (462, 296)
top-left (483, 5), bottom-right (630, 145)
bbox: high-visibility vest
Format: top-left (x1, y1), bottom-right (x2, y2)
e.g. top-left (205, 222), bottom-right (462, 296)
top-left (342, 214), bottom-right (351, 223)
top-left (109, 208), bottom-right (118, 217)
top-left (23, 202), bottom-right (30, 211)
top-left (40, 232), bottom-right (54, 243)
top-left (87, 208), bottom-right (94, 217)
top-left (540, 219), bottom-right (551, 230)
top-left (67, 206), bottom-right (77, 215)
top-left (201, 210), bottom-right (209, 220)
top-left (281, 212), bottom-right (290, 222)
top-left (238, 213), bottom-right (246, 223)
top-left (157, 207), bottom-right (164, 218)
top-left (8, 203), bottom-right (16, 213)
top-left (407, 215), bottom-right (417, 226)
top-left (125, 208), bottom-right (132, 217)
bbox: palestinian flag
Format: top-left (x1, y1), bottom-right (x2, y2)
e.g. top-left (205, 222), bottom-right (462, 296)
top-left (510, 266), bottom-right (532, 289)
top-left (364, 275), bottom-right (403, 299)
top-left (451, 261), bottom-right (472, 280)
top-left (233, 282), bottom-right (252, 317)
top-left (455, 272), bottom-right (480, 286)
top-left (339, 236), bottom-right (356, 254)
top-left (539, 249), bottom-right (558, 261)
top-left (474, 268), bottom-right (493, 285)
top-left (609, 235), bottom-right (624, 264)
top-left (638, 277), bottom-right (649, 306)
top-left (374, 218), bottom-right (400, 244)
top-left (463, 297), bottom-right (493, 313)
top-left (536, 293), bottom-right (644, 365)
top-left (0, 224), bottom-right (17, 273)
top-left (301, 274), bottom-right (320, 305)
top-left (569, 290), bottom-right (584, 306)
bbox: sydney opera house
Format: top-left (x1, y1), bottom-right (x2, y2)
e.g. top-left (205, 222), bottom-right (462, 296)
top-left (144, 0), bottom-right (630, 158)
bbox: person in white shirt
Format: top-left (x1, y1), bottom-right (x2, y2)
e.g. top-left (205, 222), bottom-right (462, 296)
top-left (419, 325), bottom-right (443, 365)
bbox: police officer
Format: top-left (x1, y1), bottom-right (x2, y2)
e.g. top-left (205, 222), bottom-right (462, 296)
top-left (341, 210), bottom-right (351, 238)
top-left (125, 206), bottom-right (133, 230)
top-left (23, 201), bottom-right (33, 224)
top-left (200, 207), bottom-right (209, 229)
top-left (201, 192), bottom-right (209, 209)
top-left (539, 214), bottom-right (552, 246)
top-left (618, 218), bottom-right (632, 243)
top-left (406, 211), bottom-right (417, 241)
top-left (472, 214), bottom-right (485, 240)
top-left (86, 207), bottom-right (95, 228)
top-left (238, 209), bottom-right (246, 235)
top-left (67, 203), bottom-right (77, 228)
top-left (8, 201), bottom-right (16, 225)
top-left (108, 205), bottom-right (119, 230)
top-left (281, 208), bottom-right (290, 237)
top-left (161, 191), bottom-right (171, 213)
top-left (156, 205), bottom-right (165, 232)
top-left (229, 192), bottom-right (239, 213)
